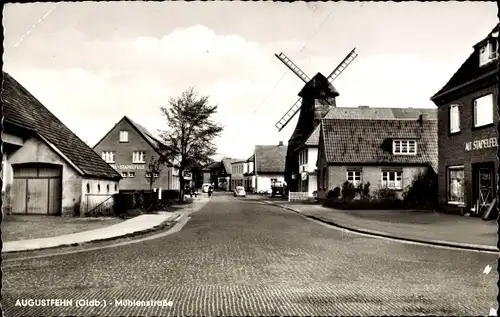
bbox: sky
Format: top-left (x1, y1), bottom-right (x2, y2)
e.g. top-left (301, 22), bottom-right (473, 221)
top-left (3, 2), bottom-right (498, 161)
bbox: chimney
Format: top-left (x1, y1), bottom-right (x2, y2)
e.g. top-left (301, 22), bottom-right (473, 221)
top-left (419, 114), bottom-right (428, 125)
top-left (279, 141), bottom-right (284, 146)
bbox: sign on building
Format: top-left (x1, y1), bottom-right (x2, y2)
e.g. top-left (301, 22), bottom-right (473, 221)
top-left (465, 137), bottom-right (497, 152)
top-left (110, 164), bottom-right (146, 170)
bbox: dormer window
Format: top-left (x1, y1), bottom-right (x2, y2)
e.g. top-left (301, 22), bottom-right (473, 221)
top-left (479, 40), bottom-right (498, 67)
top-left (393, 140), bottom-right (417, 155)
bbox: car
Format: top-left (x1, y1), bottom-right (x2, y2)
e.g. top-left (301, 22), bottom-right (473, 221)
top-left (202, 183), bottom-right (211, 193)
top-left (233, 186), bottom-right (246, 197)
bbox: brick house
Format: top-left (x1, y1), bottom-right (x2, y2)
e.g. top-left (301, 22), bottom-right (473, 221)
top-left (317, 116), bottom-right (438, 200)
top-left (296, 106), bottom-right (437, 198)
top-left (217, 158), bottom-right (243, 191)
top-left (431, 24), bottom-right (499, 214)
top-left (246, 142), bottom-right (287, 193)
top-left (93, 116), bottom-right (180, 191)
top-left (2, 72), bottom-right (121, 216)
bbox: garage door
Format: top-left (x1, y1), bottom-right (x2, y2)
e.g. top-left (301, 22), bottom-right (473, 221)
top-left (11, 164), bottom-right (62, 215)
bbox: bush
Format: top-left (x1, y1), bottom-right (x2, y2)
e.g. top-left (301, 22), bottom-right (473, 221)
top-left (341, 181), bottom-right (357, 202)
top-left (375, 188), bottom-right (399, 202)
top-left (327, 187), bottom-right (341, 200)
top-left (323, 199), bottom-right (405, 210)
top-left (403, 170), bottom-right (438, 208)
top-left (358, 182), bottom-right (371, 200)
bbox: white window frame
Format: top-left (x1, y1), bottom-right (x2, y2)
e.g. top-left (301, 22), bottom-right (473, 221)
top-left (393, 140), bottom-right (417, 155)
top-left (121, 172), bottom-right (128, 178)
top-left (479, 41), bottom-right (498, 67)
top-left (449, 104), bottom-right (460, 133)
top-left (447, 165), bottom-right (465, 205)
top-left (101, 151), bottom-right (116, 163)
top-left (473, 94), bottom-right (494, 128)
top-left (128, 172), bottom-right (135, 178)
top-left (381, 171), bottom-right (403, 190)
top-left (119, 130), bottom-right (129, 142)
top-left (346, 170), bottom-right (361, 187)
top-left (132, 151), bottom-right (146, 163)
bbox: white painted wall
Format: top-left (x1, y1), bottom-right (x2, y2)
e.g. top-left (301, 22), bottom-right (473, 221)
top-left (256, 174), bottom-right (285, 193)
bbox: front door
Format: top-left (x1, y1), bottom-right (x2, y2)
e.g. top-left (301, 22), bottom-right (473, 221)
top-left (478, 168), bottom-right (494, 213)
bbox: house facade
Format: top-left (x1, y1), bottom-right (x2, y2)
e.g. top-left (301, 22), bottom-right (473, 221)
top-left (2, 72), bottom-right (121, 217)
top-left (231, 160), bottom-right (246, 189)
top-left (317, 117), bottom-right (438, 200)
top-left (243, 155), bottom-right (256, 192)
top-left (247, 142), bottom-right (287, 193)
top-left (431, 24), bottom-right (499, 215)
top-left (295, 106), bottom-right (438, 198)
top-left (93, 116), bottom-right (180, 191)
top-left (202, 161), bottom-right (220, 187)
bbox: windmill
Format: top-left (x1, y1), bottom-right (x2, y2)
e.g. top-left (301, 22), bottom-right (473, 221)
top-left (273, 48), bottom-right (358, 191)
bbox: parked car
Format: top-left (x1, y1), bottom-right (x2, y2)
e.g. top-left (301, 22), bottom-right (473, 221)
top-left (202, 183), bottom-right (211, 193)
top-left (233, 186), bottom-right (246, 197)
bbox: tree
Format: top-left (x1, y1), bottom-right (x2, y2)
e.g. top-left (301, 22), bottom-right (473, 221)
top-left (157, 87), bottom-right (224, 201)
top-left (145, 156), bottom-right (162, 191)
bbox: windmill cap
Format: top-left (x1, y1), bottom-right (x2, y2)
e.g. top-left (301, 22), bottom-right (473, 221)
top-left (298, 72), bottom-right (339, 99)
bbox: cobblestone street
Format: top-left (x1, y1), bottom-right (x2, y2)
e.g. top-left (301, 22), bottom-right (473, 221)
top-left (2, 194), bottom-right (498, 316)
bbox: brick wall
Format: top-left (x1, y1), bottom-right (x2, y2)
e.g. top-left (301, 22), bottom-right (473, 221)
top-left (93, 118), bottom-right (179, 191)
top-left (437, 85), bottom-right (497, 212)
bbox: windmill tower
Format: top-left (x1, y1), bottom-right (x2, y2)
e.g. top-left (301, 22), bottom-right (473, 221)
top-left (274, 48), bottom-right (358, 191)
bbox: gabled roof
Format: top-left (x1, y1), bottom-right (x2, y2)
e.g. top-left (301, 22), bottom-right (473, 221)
top-left (254, 144), bottom-right (287, 174)
top-left (220, 158), bottom-right (244, 175)
top-left (320, 118), bottom-right (438, 173)
top-left (299, 107), bottom-right (437, 150)
top-left (2, 72), bottom-right (121, 180)
top-left (202, 161), bottom-right (221, 171)
top-left (247, 154), bottom-right (255, 162)
top-left (431, 24), bottom-right (499, 101)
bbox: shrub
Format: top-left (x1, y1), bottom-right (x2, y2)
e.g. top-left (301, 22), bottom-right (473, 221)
top-left (327, 187), bottom-right (341, 200)
top-left (357, 182), bottom-right (371, 200)
top-left (375, 188), bottom-right (399, 202)
top-left (403, 170), bottom-right (438, 208)
top-left (341, 181), bottom-right (357, 202)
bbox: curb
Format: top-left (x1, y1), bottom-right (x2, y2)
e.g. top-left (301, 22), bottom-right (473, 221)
top-left (2, 214), bottom-right (185, 255)
top-left (264, 201), bottom-right (499, 253)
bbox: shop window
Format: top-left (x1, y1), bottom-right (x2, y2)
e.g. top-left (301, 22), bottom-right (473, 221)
top-left (449, 104), bottom-right (460, 133)
top-left (448, 166), bottom-right (464, 204)
top-left (473, 94), bottom-right (494, 128)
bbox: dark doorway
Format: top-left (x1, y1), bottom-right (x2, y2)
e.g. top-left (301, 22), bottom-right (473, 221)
top-left (472, 162), bottom-right (495, 214)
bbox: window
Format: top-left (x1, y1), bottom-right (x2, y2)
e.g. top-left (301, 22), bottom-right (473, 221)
top-left (101, 151), bottom-right (116, 163)
top-left (448, 166), bottom-right (464, 204)
top-left (145, 172), bottom-right (152, 178)
top-left (479, 41), bottom-right (498, 67)
top-left (322, 168), bottom-right (327, 190)
top-left (121, 172), bottom-right (128, 178)
top-left (474, 94), bottom-right (494, 128)
top-left (132, 151), bottom-right (146, 163)
top-left (346, 170), bottom-right (361, 187)
top-left (128, 172), bottom-right (135, 178)
top-left (120, 131), bottom-right (129, 142)
top-left (153, 172), bottom-right (159, 178)
top-left (381, 171), bottom-right (402, 190)
top-left (97, 184), bottom-right (101, 193)
top-left (107, 184), bottom-right (110, 193)
top-left (449, 104), bottom-right (460, 133)
top-left (393, 140), bottom-right (417, 155)
top-left (86, 183), bottom-right (90, 193)
top-left (114, 184), bottom-right (118, 191)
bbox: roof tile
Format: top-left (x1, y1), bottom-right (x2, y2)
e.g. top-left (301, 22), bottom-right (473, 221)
top-left (255, 145), bottom-right (287, 173)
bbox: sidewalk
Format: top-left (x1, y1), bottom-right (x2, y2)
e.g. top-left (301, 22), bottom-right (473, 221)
top-left (264, 201), bottom-right (498, 252)
top-left (3, 197), bottom-right (210, 253)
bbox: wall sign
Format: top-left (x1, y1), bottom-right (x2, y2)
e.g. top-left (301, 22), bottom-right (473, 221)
top-left (465, 137), bottom-right (497, 152)
top-left (110, 164), bottom-right (146, 170)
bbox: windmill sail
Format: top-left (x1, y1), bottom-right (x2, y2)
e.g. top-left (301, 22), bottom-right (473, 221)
top-left (326, 48), bottom-right (357, 83)
top-left (275, 53), bottom-right (310, 84)
top-left (275, 98), bottom-right (302, 132)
